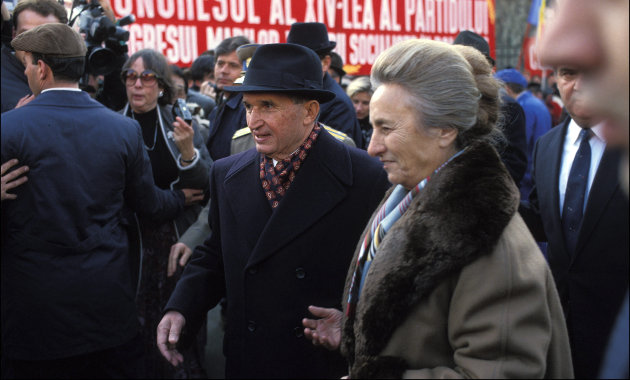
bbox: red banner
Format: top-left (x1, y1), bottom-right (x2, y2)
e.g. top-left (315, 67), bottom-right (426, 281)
top-left (112, 0), bottom-right (495, 76)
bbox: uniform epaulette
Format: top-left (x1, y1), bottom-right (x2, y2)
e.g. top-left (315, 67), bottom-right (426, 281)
top-left (323, 125), bottom-right (350, 142)
top-left (232, 127), bottom-right (251, 139)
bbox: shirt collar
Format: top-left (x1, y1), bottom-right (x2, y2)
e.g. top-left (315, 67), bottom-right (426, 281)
top-left (568, 118), bottom-right (605, 144)
top-left (41, 87), bottom-right (82, 94)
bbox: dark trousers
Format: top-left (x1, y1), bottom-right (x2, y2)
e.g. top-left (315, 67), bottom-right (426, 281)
top-left (2, 333), bottom-right (145, 379)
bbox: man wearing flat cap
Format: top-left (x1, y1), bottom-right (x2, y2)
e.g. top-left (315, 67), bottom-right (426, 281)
top-left (287, 22), bottom-right (364, 148)
top-left (1, 23), bottom-right (197, 378)
top-left (158, 43), bottom-right (390, 378)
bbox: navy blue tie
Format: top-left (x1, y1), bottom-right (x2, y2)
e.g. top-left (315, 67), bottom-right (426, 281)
top-left (563, 128), bottom-right (592, 256)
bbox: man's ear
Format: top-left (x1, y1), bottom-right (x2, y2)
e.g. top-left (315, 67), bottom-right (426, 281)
top-left (37, 59), bottom-right (50, 81)
top-left (320, 55), bottom-right (331, 74)
top-left (303, 100), bottom-right (320, 125)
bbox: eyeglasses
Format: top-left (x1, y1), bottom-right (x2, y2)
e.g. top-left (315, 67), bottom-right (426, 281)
top-left (122, 69), bottom-right (160, 86)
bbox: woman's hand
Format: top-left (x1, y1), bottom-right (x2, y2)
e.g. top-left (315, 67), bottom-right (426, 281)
top-left (302, 305), bottom-right (343, 351)
top-left (172, 116), bottom-right (195, 165)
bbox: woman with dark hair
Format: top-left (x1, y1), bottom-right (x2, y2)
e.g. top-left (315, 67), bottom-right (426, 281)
top-left (302, 40), bottom-right (574, 378)
top-left (120, 48), bottom-right (212, 378)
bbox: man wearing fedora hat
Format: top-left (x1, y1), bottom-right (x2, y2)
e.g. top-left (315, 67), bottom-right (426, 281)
top-left (158, 43), bottom-right (390, 378)
top-left (287, 22), bottom-right (364, 148)
top-left (1, 23), bottom-right (201, 378)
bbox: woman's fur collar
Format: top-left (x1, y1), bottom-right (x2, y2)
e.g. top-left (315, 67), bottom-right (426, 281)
top-left (340, 141), bottom-right (519, 378)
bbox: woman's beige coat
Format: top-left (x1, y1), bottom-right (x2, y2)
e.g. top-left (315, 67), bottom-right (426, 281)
top-left (340, 142), bottom-right (574, 379)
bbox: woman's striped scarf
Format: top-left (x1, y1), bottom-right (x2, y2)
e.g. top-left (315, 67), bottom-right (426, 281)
top-left (345, 149), bottom-right (465, 317)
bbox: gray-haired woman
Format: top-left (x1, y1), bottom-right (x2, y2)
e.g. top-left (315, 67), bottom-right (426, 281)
top-left (303, 39), bottom-right (574, 378)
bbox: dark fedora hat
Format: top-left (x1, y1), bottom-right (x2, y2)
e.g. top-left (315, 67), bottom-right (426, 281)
top-left (453, 30), bottom-right (495, 66)
top-left (287, 22), bottom-right (336, 55)
top-left (223, 43), bottom-right (336, 104)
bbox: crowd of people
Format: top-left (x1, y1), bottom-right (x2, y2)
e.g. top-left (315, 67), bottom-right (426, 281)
top-left (1, 0), bottom-right (628, 378)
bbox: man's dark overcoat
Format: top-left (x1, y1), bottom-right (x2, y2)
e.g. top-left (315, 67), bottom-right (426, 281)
top-left (166, 128), bottom-right (390, 378)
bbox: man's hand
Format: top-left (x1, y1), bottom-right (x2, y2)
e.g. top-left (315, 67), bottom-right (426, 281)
top-left (15, 94), bottom-right (35, 108)
top-left (157, 311), bottom-right (186, 366)
top-left (200, 81), bottom-right (216, 100)
top-left (1, 159), bottom-right (29, 202)
top-left (168, 242), bottom-right (192, 277)
top-left (180, 188), bottom-right (204, 205)
top-left (302, 305), bottom-right (343, 351)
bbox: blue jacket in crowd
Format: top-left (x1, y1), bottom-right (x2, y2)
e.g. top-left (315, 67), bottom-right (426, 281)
top-left (516, 90), bottom-right (552, 202)
top-left (1, 90), bottom-right (185, 360)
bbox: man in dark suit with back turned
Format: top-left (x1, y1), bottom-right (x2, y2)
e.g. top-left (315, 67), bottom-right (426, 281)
top-left (519, 65), bottom-right (628, 378)
top-left (1, 23), bottom-right (200, 378)
top-left (157, 43), bottom-right (390, 379)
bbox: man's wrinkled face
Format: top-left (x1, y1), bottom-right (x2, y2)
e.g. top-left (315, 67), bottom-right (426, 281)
top-left (243, 93), bottom-right (316, 161)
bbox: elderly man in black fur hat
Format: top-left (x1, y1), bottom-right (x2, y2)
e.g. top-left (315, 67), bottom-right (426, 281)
top-left (157, 42), bottom-right (390, 379)
top-left (287, 22), bottom-right (364, 148)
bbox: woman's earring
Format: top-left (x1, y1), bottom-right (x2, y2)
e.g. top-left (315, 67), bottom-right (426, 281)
top-left (159, 91), bottom-right (164, 97)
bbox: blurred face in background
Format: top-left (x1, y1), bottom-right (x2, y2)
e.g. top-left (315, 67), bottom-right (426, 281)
top-left (351, 91), bottom-right (371, 120)
top-left (125, 57), bottom-right (162, 114)
top-left (539, 0), bottom-right (628, 147)
top-left (538, 0), bottom-right (628, 195)
top-left (214, 51), bottom-right (242, 91)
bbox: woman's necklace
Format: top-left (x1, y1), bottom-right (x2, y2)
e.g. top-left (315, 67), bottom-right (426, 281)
top-left (131, 109), bottom-right (159, 151)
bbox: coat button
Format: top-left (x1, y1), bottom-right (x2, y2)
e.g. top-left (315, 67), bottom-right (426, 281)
top-left (248, 266), bottom-right (258, 275)
top-left (247, 321), bottom-right (256, 332)
top-left (295, 267), bottom-right (306, 279)
top-left (294, 326), bottom-right (304, 338)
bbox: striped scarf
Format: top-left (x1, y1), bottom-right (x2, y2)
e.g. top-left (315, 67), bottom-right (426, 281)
top-left (345, 149), bottom-right (465, 317)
